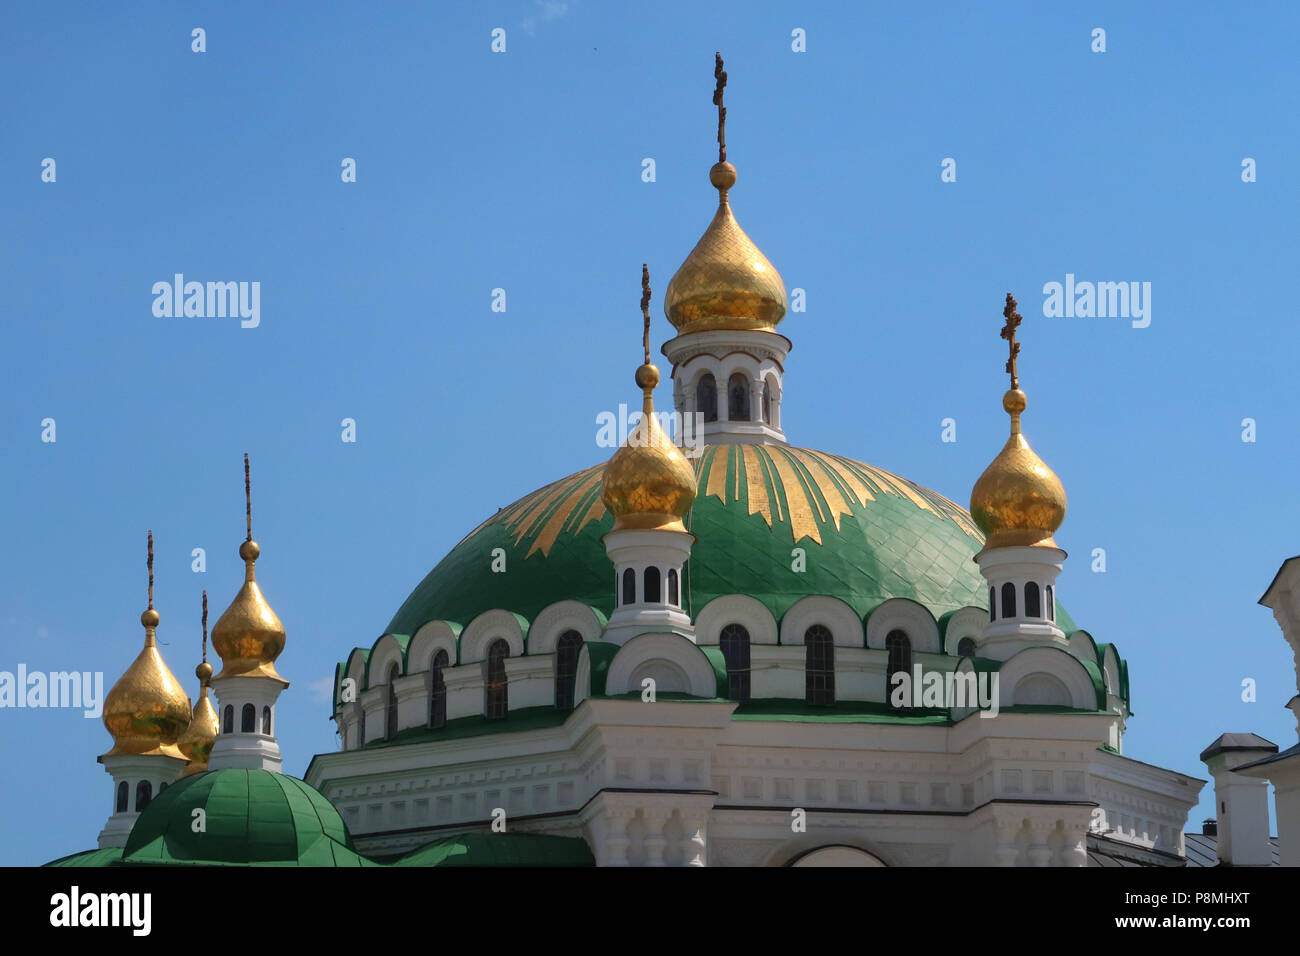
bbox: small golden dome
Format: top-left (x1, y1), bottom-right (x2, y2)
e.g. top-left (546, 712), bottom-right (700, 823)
top-left (664, 163), bottom-right (787, 335)
top-left (970, 389), bottom-right (1067, 550)
top-left (177, 688), bottom-right (219, 777)
top-left (100, 613), bottom-right (193, 760)
top-left (211, 456), bottom-right (287, 684)
top-left (603, 267), bottom-right (699, 532)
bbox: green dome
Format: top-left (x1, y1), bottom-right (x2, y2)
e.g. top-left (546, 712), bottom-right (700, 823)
top-left (385, 443), bottom-right (1075, 638)
top-left (122, 769), bottom-right (372, 866)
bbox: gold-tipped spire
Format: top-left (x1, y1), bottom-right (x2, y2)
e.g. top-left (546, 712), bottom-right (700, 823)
top-left (178, 590), bottom-right (219, 777)
top-left (602, 266), bottom-right (699, 531)
top-left (100, 532), bottom-right (193, 760)
top-left (211, 454), bottom-right (288, 684)
top-left (664, 53), bottom-right (787, 335)
top-left (970, 294), bottom-right (1067, 550)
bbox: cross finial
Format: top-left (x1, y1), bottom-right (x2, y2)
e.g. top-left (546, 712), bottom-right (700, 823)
top-left (1001, 293), bottom-right (1022, 390)
top-left (713, 52), bottom-right (727, 163)
top-left (201, 590), bottom-right (208, 663)
top-left (146, 530), bottom-right (155, 610)
top-left (641, 264), bottom-right (652, 365)
top-left (244, 453), bottom-right (252, 542)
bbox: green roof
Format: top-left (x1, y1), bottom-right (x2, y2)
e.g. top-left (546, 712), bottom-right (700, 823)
top-left (120, 769), bottom-right (375, 866)
top-left (43, 846), bottom-right (124, 867)
top-left (391, 832), bottom-right (595, 867)
top-left (383, 444), bottom-right (1077, 642)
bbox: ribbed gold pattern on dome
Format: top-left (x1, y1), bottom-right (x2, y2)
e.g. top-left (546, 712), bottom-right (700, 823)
top-left (100, 533), bottom-right (192, 760)
top-left (969, 295), bottom-right (1067, 550)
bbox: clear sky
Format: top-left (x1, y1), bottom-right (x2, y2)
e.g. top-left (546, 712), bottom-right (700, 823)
top-left (3, 1), bottom-right (1297, 865)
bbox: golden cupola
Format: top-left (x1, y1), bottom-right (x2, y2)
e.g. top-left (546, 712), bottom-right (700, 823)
top-left (178, 591), bottom-right (220, 777)
top-left (970, 294), bottom-right (1068, 551)
top-left (100, 533), bottom-right (193, 760)
top-left (211, 454), bottom-right (288, 684)
top-left (602, 265), bottom-right (699, 532)
top-left (663, 54), bottom-right (787, 336)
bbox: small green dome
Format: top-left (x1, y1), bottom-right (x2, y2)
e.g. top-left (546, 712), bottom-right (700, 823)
top-left (385, 443), bottom-right (1075, 637)
top-left (122, 769), bottom-right (371, 866)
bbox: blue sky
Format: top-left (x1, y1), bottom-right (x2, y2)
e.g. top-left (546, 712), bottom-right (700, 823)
top-left (2, 1), bottom-right (1297, 865)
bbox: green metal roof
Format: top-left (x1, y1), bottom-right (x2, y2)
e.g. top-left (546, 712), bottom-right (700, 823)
top-left (382, 443), bottom-right (1077, 641)
top-left (43, 846), bottom-right (124, 867)
top-left (391, 832), bottom-right (595, 867)
top-left (121, 769), bottom-right (375, 866)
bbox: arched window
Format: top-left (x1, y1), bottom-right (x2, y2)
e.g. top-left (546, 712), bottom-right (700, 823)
top-left (385, 664), bottom-right (400, 739)
top-left (555, 630), bottom-right (583, 712)
top-left (622, 567), bottom-right (636, 605)
top-left (805, 625), bottom-right (835, 706)
top-left (762, 380), bottom-right (772, 424)
top-left (957, 637), bottom-right (976, 658)
top-left (1025, 582), bottom-right (1041, 618)
top-left (159, 782), bottom-right (168, 793)
top-left (222, 704), bottom-right (234, 734)
top-left (485, 638), bottom-right (509, 719)
top-left (1001, 582), bottom-right (1017, 619)
top-left (886, 629), bottom-right (912, 710)
top-left (115, 781), bottom-right (129, 813)
top-left (644, 566), bottom-right (661, 603)
top-left (241, 703), bottom-right (256, 733)
top-left (727, 373), bottom-right (750, 421)
top-left (1045, 584), bottom-right (1055, 621)
top-left (667, 568), bottom-right (679, 606)
top-left (697, 373), bottom-right (718, 423)
top-left (262, 705), bottom-right (272, 735)
top-left (989, 587), bottom-right (996, 621)
top-left (719, 624), bottom-right (751, 701)
top-left (135, 780), bottom-right (153, 812)
top-left (430, 649), bottom-right (449, 728)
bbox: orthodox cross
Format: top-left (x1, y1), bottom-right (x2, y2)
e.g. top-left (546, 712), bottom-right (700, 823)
top-left (1001, 293), bottom-right (1022, 390)
top-left (713, 53), bottom-right (727, 163)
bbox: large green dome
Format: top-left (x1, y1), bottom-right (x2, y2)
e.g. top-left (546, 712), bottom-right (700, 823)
top-left (121, 768), bottom-right (372, 866)
top-left (385, 443), bottom-right (1071, 638)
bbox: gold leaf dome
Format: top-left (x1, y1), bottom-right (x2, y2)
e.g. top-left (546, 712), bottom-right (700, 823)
top-left (211, 539), bottom-right (287, 683)
top-left (100, 608), bottom-right (193, 760)
top-left (664, 161), bottom-right (787, 335)
top-left (970, 388), bottom-right (1067, 550)
top-left (177, 684), bottom-right (219, 777)
top-left (603, 267), bottom-right (699, 532)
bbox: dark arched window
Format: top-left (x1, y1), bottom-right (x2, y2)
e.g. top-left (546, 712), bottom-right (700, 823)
top-left (241, 703), bottom-right (256, 733)
top-left (727, 373), bottom-right (750, 421)
top-left (430, 649), bottom-right (449, 728)
top-left (385, 664), bottom-right (400, 739)
top-left (805, 625), bottom-right (835, 706)
top-left (485, 639), bottom-right (509, 719)
top-left (886, 629), bottom-right (912, 710)
top-left (116, 781), bottom-right (129, 813)
top-left (697, 373), bottom-right (718, 423)
top-left (667, 568), bottom-right (679, 606)
top-left (1001, 582), bottom-right (1017, 619)
top-left (159, 782), bottom-right (167, 793)
top-left (644, 566), bottom-right (661, 603)
top-left (556, 630), bottom-right (583, 712)
top-left (762, 380), bottom-right (772, 424)
top-left (622, 567), bottom-right (636, 605)
top-left (1025, 582), bottom-right (1041, 618)
top-left (989, 587), bottom-right (996, 621)
top-left (262, 705), bottom-right (272, 735)
top-left (1045, 584), bottom-right (1055, 621)
top-left (720, 624), bottom-right (751, 701)
top-left (957, 637), bottom-right (976, 658)
top-left (222, 704), bottom-right (234, 734)
top-left (135, 780), bottom-right (153, 812)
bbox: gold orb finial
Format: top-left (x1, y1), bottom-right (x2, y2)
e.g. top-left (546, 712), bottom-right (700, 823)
top-left (100, 532), bottom-right (192, 760)
top-left (970, 294), bottom-right (1067, 550)
top-left (603, 266), bottom-right (698, 532)
top-left (179, 589), bottom-right (220, 776)
top-left (665, 53), bottom-right (787, 335)
top-left (211, 454), bottom-right (287, 684)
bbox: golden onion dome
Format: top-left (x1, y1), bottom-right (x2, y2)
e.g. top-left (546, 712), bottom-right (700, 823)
top-left (100, 538), bottom-right (193, 760)
top-left (211, 456), bottom-right (288, 684)
top-left (664, 54), bottom-right (787, 336)
top-left (970, 295), bottom-right (1067, 550)
top-left (602, 267), bottom-right (699, 532)
top-left (179, 593), bottom-right (220, 776)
